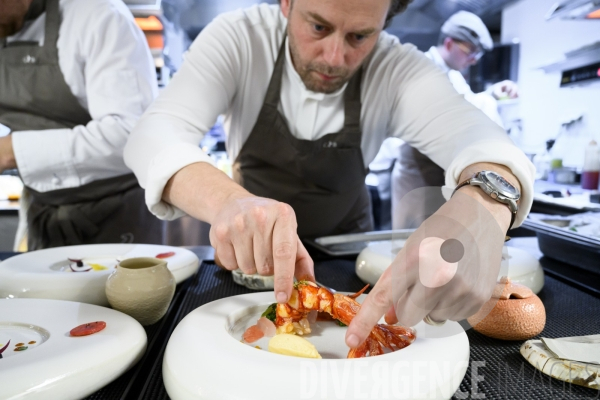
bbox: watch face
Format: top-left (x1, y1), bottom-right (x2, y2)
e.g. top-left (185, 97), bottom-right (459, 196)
top-left (482, 171), bottom-right (520, 198)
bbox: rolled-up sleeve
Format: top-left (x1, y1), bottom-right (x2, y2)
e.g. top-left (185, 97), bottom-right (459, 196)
top-left (386, 46), bottom-right (534, 227)
top-left (124, 14), bottom-right (243, 220)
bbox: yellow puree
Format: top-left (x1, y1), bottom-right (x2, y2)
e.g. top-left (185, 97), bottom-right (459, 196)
top-left (268, 334), bottom-right (322, 359)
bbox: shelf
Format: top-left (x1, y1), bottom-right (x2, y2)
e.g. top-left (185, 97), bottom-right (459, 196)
top-left (538, 41), bottom-right (600, 73)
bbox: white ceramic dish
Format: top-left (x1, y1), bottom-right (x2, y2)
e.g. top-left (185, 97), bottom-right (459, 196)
top-left (0, 244), bottom-right (199, 305)
top-left (356, 242), bottom-right (544, 294)
top-left (231, 269), bottom-right (274, 290)
top-left (0, 298), bottom-right (146, 400)
top-left (163, 292), bottom-right (469, 400)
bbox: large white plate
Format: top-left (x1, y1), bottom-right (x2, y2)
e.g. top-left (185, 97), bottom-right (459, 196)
top-left (0, 298), bottom-right (146, 400)
top-left (356, 242), bottom-right (545, 294)
top-left (163, 292), bottom-right (469, 400)
top-left (0, 244), bottom-right (200, 305)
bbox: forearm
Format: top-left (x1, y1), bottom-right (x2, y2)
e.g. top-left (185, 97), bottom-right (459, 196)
top-left (0, 136), bottom-right (16, 171)
top-left (162, 162), bottom-right (253, 224)
top-left (12, 120), bottom-right (132, 191)
top-left (456, 162), bottom-right (521, 232)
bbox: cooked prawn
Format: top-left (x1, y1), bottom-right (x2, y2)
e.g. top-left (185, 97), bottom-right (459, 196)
top-left (275, 281), bottom-right (416, 358)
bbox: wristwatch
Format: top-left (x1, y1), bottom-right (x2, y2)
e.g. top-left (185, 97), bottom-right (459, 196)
top-left (452, 171), bottom-right (520, 233)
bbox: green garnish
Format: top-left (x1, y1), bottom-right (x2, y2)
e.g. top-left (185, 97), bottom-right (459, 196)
top-left (294, 280), bottom-right (311, 289)
top-left (569, 227), bottom-right (578, 232)
top-left (261, 303), bottom-right (277, 322)
top-left (336, 320), bottom-right (347, 327)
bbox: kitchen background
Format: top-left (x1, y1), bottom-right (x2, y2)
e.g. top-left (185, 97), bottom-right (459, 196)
top-left (152, 0), bottom-right (600, 167)
top-left (1, 0), bottom-right (599, 250)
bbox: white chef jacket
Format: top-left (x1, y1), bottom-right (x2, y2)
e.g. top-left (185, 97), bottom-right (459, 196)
top-left (124, 4), bottom-right (534, 226)
top-left (425, 46), bottom-right (504, 127)
top-left (7, 0), bottom-right (158, 193)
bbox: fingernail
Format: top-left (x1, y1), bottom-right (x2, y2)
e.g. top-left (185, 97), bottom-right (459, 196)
top-left (346, 334), bottom-right (359, 348)
top-left (276, 291), bottom-right (288, 303)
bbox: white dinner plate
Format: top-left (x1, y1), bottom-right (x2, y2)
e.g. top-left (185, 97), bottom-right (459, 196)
top-left (0, 244), bottom-right (200, 305)
top-left (356, 242), bottom-right (545, 294)
top-left (0, 298), bottom-right (146, 400)
top-left (163, 292), bottom-right (469, 400)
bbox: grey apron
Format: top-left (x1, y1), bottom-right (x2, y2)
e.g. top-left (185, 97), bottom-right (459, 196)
top-left (233, 37), bottom-right (373, 238)
top-left (0, 0), bottom-right (163, 249)
top-left (392, 143), bottom-right (445, 229)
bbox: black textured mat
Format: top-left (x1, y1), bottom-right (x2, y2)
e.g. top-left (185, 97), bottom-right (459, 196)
top-left (455, 275), bottom-right (600, 400)
top-left (0, 252), bottom-right (18, 261)
top-left (83, 276), bottom-right (193, 400)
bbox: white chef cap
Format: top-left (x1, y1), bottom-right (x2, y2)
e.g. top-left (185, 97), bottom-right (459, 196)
top-left (441, 11), bottom-right (493, 51)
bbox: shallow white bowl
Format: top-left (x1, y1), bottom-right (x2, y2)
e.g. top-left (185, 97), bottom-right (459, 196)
top-left (163, 292), bottom-right (469, 400)
top-left (0, 298), bottom-right (146, 400)
top-left (0, 244), bottom-right (199, 305)
top-left (356, 242), bottom-right (544, 294)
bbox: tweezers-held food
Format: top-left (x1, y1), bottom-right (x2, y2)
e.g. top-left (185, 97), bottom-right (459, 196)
top-left (275, 281), bottom-right (416, 358)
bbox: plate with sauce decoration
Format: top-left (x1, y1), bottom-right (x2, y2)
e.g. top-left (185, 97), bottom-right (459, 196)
top-left (0, 298), bottom-right (146, 400)
top-left (0, 244), bottom-right (199, 306)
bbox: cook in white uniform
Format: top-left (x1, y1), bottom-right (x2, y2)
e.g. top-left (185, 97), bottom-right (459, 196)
top-left (392, 10), bottom-right (520, 229)
top-left (0, 0), bottom-right (163, 250)
top-left (125, 1), bottom-right (535, 350)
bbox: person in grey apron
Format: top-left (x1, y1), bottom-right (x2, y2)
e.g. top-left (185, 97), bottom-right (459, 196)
top-left (233, 36), bottom-right (373, 239)
top-left (0, 0), bottom-right (163, 250)
top-left (392, 143), bottom-right (446, 229)
top-left (392, 11), bottom-right (517, 229)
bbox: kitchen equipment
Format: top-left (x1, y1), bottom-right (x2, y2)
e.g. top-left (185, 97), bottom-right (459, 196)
top-left (548, 167), bottom-right (577, 184)
top-left (582, 140), bottom-right (600, 189)
top-left (523, 216), bottom-right (600, 274)
top-left (305, 229), bottom-right (415, 256)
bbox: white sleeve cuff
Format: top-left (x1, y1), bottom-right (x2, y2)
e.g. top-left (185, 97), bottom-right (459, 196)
top-left (144, 142), bottom-right (215, 220)
top-left (443, 140), bottom-right (535, 228)
top-left (12, 129), bottom-right (80, 191)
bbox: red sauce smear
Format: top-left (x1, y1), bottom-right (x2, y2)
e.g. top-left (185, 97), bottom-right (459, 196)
top-left (156, 252), bottom-right (175, 259)
top-left (70, 321), bottom-right (107, 337)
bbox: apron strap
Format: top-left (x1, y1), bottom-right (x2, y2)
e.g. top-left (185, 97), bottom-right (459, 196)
top-left (263, 33), bottom-right (288, 109)
top-left (43, 0), bottom-right (60, 51)
top-left (343, 67), bottom-right (362, 130)
top-left (24, 0), bottom-right (46, 22)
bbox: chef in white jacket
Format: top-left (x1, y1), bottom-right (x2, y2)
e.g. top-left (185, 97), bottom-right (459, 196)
top-left (392, 10), bottom-right (519, 229)
top-left (125, 0), bottom-right (534, 351)
top-left (0, 0), bottom-right (163, 250)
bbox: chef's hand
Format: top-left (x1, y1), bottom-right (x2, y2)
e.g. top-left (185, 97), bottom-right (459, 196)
top-left (489, 80), bottom-right (519, 100)
top-left (210, 195), bottom-right (315, 303)
top-left (162, 162), bottom-right (314, 305)
top-left (0, 136), bottom-right (17, 172)
top-left (345, 163), bottom-right (520, 349)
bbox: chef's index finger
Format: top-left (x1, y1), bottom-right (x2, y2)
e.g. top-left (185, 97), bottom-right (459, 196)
top-left (345, 257), bottom-right (411, 348)
top-left (271, 203), bottom-right (298, 304)
top-left (294, 238), bottom-right (315, 283)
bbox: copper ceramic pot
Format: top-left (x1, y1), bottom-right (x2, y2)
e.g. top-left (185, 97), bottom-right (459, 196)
top-left (467, 277), bottom-right (546, 341)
